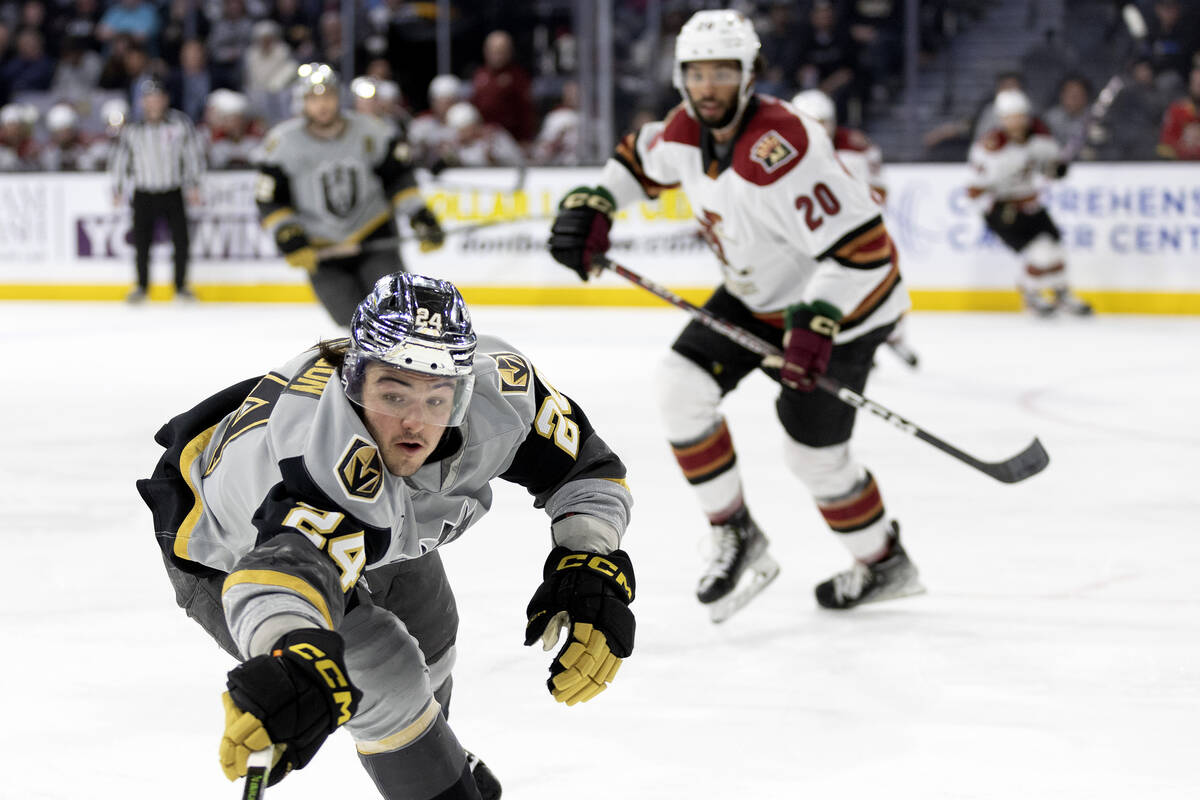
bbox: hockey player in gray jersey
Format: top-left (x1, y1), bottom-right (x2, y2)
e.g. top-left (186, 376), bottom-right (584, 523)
top-left (137, 273), bottom-right (636, 799)
top-left (257, 63), bottom-right (446, 325)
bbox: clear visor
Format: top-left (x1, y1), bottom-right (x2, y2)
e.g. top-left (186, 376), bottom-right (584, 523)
top-left (343, 354), bottom-right (475, 427)
top-left (682, 62), bottom-right (743, 88)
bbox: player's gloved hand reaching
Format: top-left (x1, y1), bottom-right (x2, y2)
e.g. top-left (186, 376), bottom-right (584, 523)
top-left (276, 223), bottom-right (319, 272)
top-left (781, 301), bottom-right (841, 391)
top-left (220, 628), bottom-right (361, 785)
top-left (548, 186), bottom-right (616, 280)
top-left (524, 546), bottom-right (635, 705)
top-left (410, 206), bottom-right (446, 253)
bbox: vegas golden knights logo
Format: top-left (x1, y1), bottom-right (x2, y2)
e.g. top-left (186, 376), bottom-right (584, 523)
top-left (321, 163), bottom-right (359, 218)
top-left (489, 352), bottom-right (531, 394)
top-left (750, 130), bottom-right (796, 172)
top-left (336, 436), bottom-right (384, 501)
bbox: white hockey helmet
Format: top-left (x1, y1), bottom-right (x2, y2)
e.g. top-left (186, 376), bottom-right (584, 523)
top-left (791, 89), bottom-right (835, 129)
top-left (0, 104), bottom-right (24, 126)
top-left (428, 74), bottom-right (463, 103)
top-left (342, 273), bottom-right (477, 427)
top-left (672, 9), bottom-right (761, 130)
top-left (445, 101), bottom-right (480, 131)
top-left (351, 75), bottom-right (378, 100)
top-left (376, 79), bottom-right (401, 105)
top-left (46, 104), bottom-right (80, 132)
top-left (994, 88), bottom-right (1032, 117)
top-left (208, 88), bottom-right (249, 116)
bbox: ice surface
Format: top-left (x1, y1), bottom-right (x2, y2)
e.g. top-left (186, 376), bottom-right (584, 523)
top-left (1, 301), bottom-right (1196, 799)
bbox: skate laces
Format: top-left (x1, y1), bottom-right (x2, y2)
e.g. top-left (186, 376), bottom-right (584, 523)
top-left (702, 524), bottom-right (743, 579)
top-left (832, 562), bottom-right (871, 601)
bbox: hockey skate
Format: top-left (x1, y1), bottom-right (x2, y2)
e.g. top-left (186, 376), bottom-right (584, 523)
top-left (815, 523), bottom-right (924, 610)
top-left (696, 507), bottom-right (780, 623)
top-left (465, 750), bottom-right (502, 800)
top-left (1053, 288), bottom-right (1094, 316)
top-left (1019, 288), bottom-right (1056, 317)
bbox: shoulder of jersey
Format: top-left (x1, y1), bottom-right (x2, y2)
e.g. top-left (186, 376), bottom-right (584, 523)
top-left (262, 117), bottom-right (306, 154)
top-left (732, 95), bottom-right (810, 186)
top-left (1029, 118), bottom-right (1054, 137)
top-left (833, 126), bottom-right (872, 152)
top-left (644, 103), bottom-right (701, 150)
top-left (980, 128), bottom-right (1008, 151)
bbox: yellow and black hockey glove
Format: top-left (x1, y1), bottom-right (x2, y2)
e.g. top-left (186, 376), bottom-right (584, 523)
top-left (219, 628), bottom-right (361, 785)
top-left (275, 223), bottom-right (319, 272)
top-left (524, 546), bottom-right (635, 705)
top-left (548, 186), bottom-right (615, 280)
top-left (410, 206), bottom-right (445, 252)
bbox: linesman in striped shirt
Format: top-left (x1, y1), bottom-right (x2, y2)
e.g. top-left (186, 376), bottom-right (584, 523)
top-left (109, 78), bottom-right (206, 303)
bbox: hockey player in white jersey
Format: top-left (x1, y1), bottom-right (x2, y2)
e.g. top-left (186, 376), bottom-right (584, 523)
top-left (137, 273), bottom-right (636, 798)
top-left (791, 89), bottom-right (886, 201)
top-left (549, 9), bottom-right (921, 618)
top-left (257, 64), bottom-right (446, 325)
top-left (966, 88), bottom-right (1093, 316)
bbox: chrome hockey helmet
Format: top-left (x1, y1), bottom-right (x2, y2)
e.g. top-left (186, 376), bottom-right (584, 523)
top-left (293, 62), bottom-right (341, 112)
top-left (672, 9), bottom-right (761, 131)
top-left (342, 273), bottom-right (477, 427)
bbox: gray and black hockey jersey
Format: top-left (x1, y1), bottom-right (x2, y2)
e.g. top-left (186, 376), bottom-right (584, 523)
top-left (256, 110), bottom-right (426, 246)
top-left (138, 335), bottom-right (632, 658)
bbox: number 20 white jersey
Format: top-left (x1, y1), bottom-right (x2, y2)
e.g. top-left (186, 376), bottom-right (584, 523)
top-left (602, 95), bottom-right (908, 341)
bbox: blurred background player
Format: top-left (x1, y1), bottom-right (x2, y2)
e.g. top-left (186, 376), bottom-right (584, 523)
top-left (38, 104), bottom-right (109, 171)
top-left (442, 101), bottom-right (524, 168)
top-left (256, 63), bottom-right (445, 326)
top-left (549, 9), bottom-right (921, 619)
top-left (792, 88), bottom-right (918, 368)
top-left (351, 75), bottom-right (408, 128)
top-left (0, 103), bottom-right (40, 170)
top-left (967, 88), bottom-right (1093, 316)
top-left (408, 74), bottom-right (464, 170)
top-left (203, 89), bottom-right (265, 169)
top-left (531, 80), bottom-right (581, 166)
top-left (137, 273), bottom-right (636, 799)
top-left (108, 78), bottom-right (206, 303)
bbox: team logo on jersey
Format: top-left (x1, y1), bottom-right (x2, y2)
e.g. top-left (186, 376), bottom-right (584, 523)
top-left (488, 352), bottom-right (531, 394)
top-left (750, 130), bottom-right (797, 172)
top-left (336, 436), bottom-right (384, 501)
top-left (321, 163), bottom-right (360, 218)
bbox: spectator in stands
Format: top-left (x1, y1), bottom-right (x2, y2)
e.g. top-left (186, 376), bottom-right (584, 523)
top-left (409, 73), bottom-right (463, 169)
top-left (243, 20), bottom-right (297, 124)
top-left (273, 0), bottom-right (317, 63)
top-left (159, 0), bottom-right (210, 69)
top-left (203, 89), bottom-right (264, 169)
top-left (97, 33), bottom-right (135, 90)
top-left (848, 0), bottom-right (904, 102)
top-left (532, 79), bottom-right (579, 165)
top-left (96, 0), bottom-right (161, 52)
top-left (169, 39), bottom-right (212, 122)
top-left (443, 101), bottom-right (523, 167)
top-left (123, 45), bottom-right (162, 118)
top-left (1159, 65), bottom-right (1200, 159)
top-left (207, 0), bottom-right (254, 89)
top-left (2, 28), bottom-right (55, 95)
top-left (471, 30), bottom-right (536, 144)
top-left (757, 4), bottom-right (803, 99)
top-left (50, 0), bottom-right (103, 55)
top-left (795, 0), bottom-right (859, 123)
top-left (0, 103), bottom-right (40, 170)
top-left (317, 10), bottom-right (345, 67)
top-left (19, 2), bottom-right (56, 57)
top-left (1145, 0), bottom-right (1197, 92)
top-left (39, 103), bottom-right (109, 171)
top-left (1100, 56), bottom-right (1170, 160)
top-left (1043, 75), bottom-right (1092, 150)
top-left (51, 33), bottom-right (103, 102)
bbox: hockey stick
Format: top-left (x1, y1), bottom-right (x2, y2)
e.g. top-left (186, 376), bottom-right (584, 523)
top-left (1061, 4), bottom-right (1147, 162)
top-left (316, 216), bottom-right (550, 261)
top-left (591, 254), bottom-right (1049, 484)
top-left (241, 746), bottom-right (274, 800)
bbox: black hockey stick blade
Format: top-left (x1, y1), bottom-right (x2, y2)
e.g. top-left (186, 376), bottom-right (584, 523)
top-left (968, 436), bottom-right (1049, 484)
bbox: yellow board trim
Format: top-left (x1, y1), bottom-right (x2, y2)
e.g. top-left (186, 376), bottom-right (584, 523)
top-left (222, 569), bottom-right (335, 630)
top-left (355, 700), bottom-right (442, 755)
top-left (2, 284), bottom-right (1200, 314)
top-left (173, 424), bottom-right (220, 562)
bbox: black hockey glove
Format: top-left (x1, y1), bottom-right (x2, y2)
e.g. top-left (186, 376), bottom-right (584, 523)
top-left (220, 628), bottom-right (361, 785)
top-left (410, 206), bottom-right (445, 253)
top-left (1048, 161), bottom-right (1069, 179)
top-left (548, 186), bottom-right (616, 280)
top-left (524, 546), bottom-right (635, 705)
top-left (275, 222), bottom-right (318, 272)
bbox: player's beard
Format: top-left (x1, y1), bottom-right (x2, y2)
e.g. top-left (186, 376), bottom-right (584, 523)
top-left (691, 92), bottom-right (739, 131)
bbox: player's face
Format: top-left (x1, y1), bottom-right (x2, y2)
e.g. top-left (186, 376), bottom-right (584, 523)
top-left (360, 365), bottom-right (456, 476)
top-left (682, 60), bottom-right (742, 126)
top-left (303, 91), bottom-right (341, 126)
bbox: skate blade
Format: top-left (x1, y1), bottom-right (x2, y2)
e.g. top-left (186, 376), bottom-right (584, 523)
top-left (709, 553), bottom-right (781, 624)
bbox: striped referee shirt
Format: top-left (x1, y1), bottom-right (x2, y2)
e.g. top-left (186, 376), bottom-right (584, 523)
top-left (109, 109), bottom-right (206, 195)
